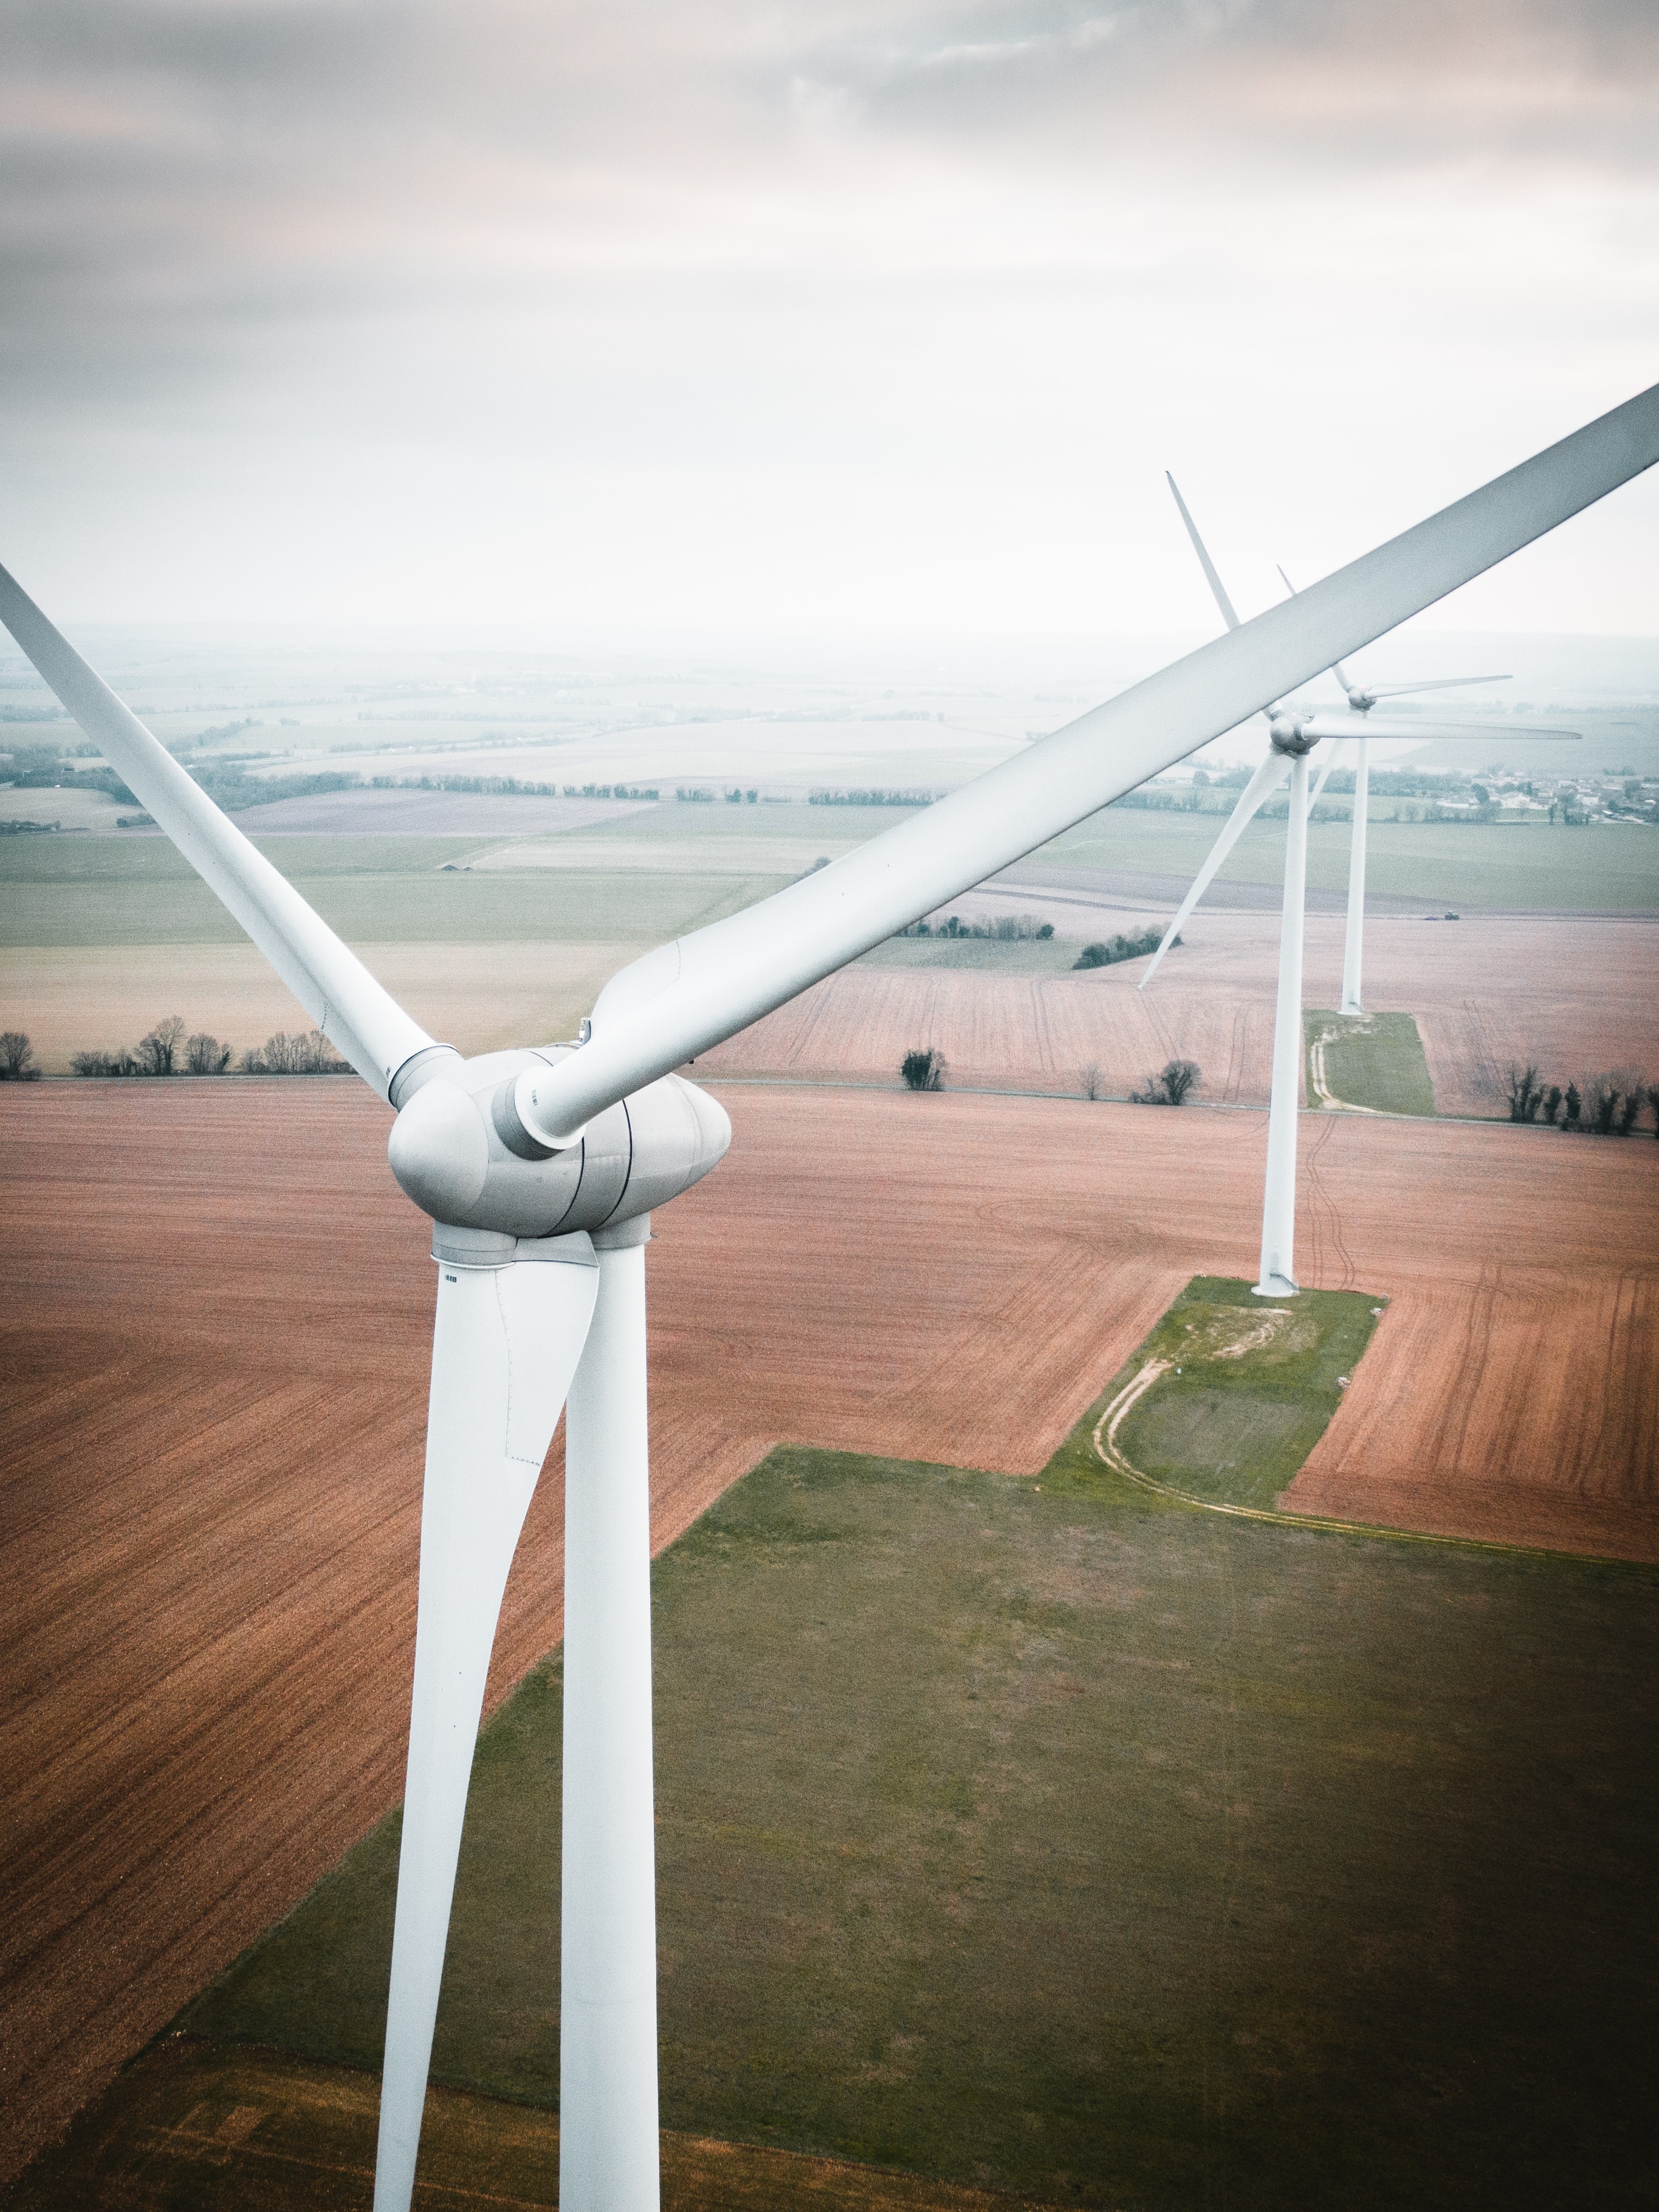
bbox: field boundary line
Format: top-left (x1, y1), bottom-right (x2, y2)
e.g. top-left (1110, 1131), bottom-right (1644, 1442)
top-left (1087, 1362), bottom-right (1652, 1569)
top-left (699, 1074), bottom-right (1624, 1136)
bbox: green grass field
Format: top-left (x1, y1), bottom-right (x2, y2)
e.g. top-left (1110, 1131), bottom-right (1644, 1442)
top-left (1103, 1274), bottom-right (1384, 1512)
top-left (0, 842), bottom-right (791, 949)
top-left (1, 805), bottom-right (1653, 968)
top-left (52, 1376), bottom-right (1640, 2211)
top-left (1039, 808), bottom-right (1658, 912)
top-left (1305, 1010), bottom-right (1438, 1117)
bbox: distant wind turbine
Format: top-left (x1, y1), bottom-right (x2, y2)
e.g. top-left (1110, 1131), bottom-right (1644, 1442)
top-left (2, 382), bottom-right (1653, 2211)
top-left (1144, 478), bottom-right (1579, 1295)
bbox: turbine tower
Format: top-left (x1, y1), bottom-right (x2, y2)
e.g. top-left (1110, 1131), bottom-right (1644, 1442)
top-left (3, 382), bottom-right (1654, 2210)
top-left (1145, 483), bottom-right (1579, 1294)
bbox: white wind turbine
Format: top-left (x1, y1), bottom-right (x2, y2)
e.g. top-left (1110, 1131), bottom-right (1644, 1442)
top-left (1141, 479), bottom-right (1580, 1295)
top-left (3, 383), bottom-right (1655, 2212)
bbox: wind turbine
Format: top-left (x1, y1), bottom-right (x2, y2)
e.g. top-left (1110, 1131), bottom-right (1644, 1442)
top-left (1142, 481), bottom-right (1579, 1294)
top-left (2, 382), bottom-right (1654, 2212)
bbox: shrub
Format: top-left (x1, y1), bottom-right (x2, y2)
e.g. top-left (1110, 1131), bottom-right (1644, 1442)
top-left (71, 1048), bottom-right (139, 1077)
top-left (0, 1031), bottom-right (41, 1081)
top-left (1073, 929), bottom-right (1173, 970)
top-left (185, 1031), bottom-right (233, 1075)
top-left (900, 1048), bottom-right (946, 1092)
top-left (1132, 1058), bottom-right (1201, 1107)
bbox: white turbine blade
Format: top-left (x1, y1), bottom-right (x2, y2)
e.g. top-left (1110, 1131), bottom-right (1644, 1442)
top-left (1308, 740), bottom-right (1347, 813)
top-left (532, 382), bottom-right (1657, 1144)
top-left (0, 564), bottom-right (439, 1101)
top-left (1278, 563), bottom-right (1358, 697)
top-left (1364, 673), bottom-right (1510, 698)
top-left (523, 380), bottom-right (1657, 1143)
top-left (1167, 472), bottom-right (1242, 630)
top-left (1138, 751), bottom-right (1290, 987)
top-left (1291, 713), bottom-right (1581, 743)
top-left (374, 1232), bottom-right (600, 2212)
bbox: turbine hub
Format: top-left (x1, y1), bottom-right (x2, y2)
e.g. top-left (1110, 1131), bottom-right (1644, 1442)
top-left (1268, 715), bottom-right (1317, 756)
top-left (388, 1045), bottom-right (730, 1237)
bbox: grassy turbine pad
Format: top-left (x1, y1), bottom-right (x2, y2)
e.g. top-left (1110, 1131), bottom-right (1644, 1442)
top-left (152, 1426), bottom-right (1659, 2212)
top-left (1304, 1009), bottom-right (1437, 1116)
top-left (1102, 1274), bottom-right (1384, 1513)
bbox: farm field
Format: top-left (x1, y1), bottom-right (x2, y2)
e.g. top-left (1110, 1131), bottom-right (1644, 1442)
top-left (1, 1083), bottom-right (1656, 2191)
top-left (48, 1442), bottom-right (1637, 2212)
top-left (0, 943), bottom-right (624, 1072)
top-left (706, 912), bottom-right (1659, 1118)
top-left (1029, 808), bottom-right (1659, 913)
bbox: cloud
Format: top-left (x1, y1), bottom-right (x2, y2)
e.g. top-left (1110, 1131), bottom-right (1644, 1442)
top-left (0, 1), bottom-right (1652, 634)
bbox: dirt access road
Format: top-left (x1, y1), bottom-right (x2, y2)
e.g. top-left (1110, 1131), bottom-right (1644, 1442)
top-left (1, 1079), bottom-right (1655, 2185)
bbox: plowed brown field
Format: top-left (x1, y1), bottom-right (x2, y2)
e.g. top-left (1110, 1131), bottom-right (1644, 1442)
top-left (703, 914), bottom-right (1659, 1116)
top-left (1, 1080), bottom-right (1655, 2185)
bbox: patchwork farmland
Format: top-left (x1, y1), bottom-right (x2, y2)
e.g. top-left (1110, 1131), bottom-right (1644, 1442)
top-left (1, 1079), bottom-right (1656, 2192)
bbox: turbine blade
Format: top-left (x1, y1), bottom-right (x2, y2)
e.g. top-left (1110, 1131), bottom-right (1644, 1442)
top-left (0, 565), bottom-right (440, 1101)
top-left (520, 381), bottom-right (1658, 1143)
top-left (1364, 673), bottom-right (1510, 697)
top-left (1278, 563), bottom-right (1357, 697)
top-left (374, 1232), bottom-right (600, 2212)
top-left (1292, 714), bottom-right (1581, 742)
top-left (1308, 740), bottom-right (1347, 814)
top-left (1167, 472), bottom-right (1242, 630)
top-left (1138, 751), bottom-right (1290, 987)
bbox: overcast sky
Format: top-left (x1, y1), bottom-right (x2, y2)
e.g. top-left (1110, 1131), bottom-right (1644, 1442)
top-left (2, 0), bottom-right (1656, 646)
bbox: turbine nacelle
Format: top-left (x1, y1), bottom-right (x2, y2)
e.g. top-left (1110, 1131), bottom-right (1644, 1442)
top-left (388, 1046), bottom-right (730, 1239)
top-left (1268, 713), bottom-right (1320, 756)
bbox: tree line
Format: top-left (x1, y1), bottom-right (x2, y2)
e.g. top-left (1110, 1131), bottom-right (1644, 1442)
top-left (1506, 1065), bottom-right (1655, 1136)
top-left (0, 1017), bottom-right (351, 1080)
top-left (1073, 929), bottom-right (1172, 969)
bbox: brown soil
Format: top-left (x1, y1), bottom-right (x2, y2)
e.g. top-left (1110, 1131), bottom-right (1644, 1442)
top-left (702, 913), bottom-right (1659, 1118)
top-left (2, 1080), bottom-right (1655, 2184)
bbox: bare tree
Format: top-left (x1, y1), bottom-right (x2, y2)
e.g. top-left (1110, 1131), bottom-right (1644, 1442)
top-left (1161, 1058), bottom-right (1201, 1105)
top-left (1079, 1063), bottom-right (1104, 1101)
top-left (185, 1031), bottom-right (233, 1075)
top-left (1506, 1065), bottom-right (1545, 1122)
top-left (137, 1015), bottom-right (186, 1076)
top-left (1131, 1058), bottom-right (1202, 1107)
top-left (244, 1028), bottom-right (351, 1074)
top-left (1584, 1075), bottom-right (1621, 1136)
top-left (0, 1031), bottom-right (41, 1081)
top-left (900, 1048), bottom-right (946, 1092)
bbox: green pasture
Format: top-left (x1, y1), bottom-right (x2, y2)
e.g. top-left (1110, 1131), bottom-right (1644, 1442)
top-left (1305, 1009), bottom-right (1437, 1117)
top-left (0, 836), bottom-right (791, 949)
top-left (1039, 808), bottom-right (1658, 912)
top-left (1105, 1274), bottom-right (1384, 1512)
top-left (117, 1398), bottom-right (1654, 2209)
